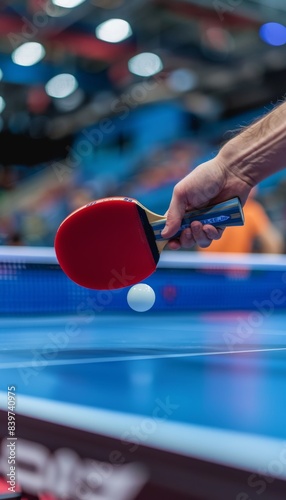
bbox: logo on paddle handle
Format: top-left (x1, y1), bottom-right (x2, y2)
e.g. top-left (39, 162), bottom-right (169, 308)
top-left (180, 215), bottom-right (230, 231)
top-left (201, 215), bottom-right (230, 225)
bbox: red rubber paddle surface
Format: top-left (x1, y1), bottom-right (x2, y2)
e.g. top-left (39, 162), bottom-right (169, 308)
top-left (55, 199), bottom-right (157, 290)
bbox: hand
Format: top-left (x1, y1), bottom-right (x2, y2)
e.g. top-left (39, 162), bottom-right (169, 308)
top-left (161, 156), bottom-right (252, 250)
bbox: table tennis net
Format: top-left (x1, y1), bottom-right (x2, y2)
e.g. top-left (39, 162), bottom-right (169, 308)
top-left (0, 246), bottom-right (286, 314)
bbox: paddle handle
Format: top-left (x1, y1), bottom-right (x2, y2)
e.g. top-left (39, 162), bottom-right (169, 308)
top-left (153, 197), bottom-right (244, 241)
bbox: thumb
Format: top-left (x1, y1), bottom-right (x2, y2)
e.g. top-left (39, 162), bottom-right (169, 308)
top-left (161, 196), bottom-right (187, 239)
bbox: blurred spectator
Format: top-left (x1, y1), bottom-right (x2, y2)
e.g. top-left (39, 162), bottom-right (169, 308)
top-left (198, 188), bottom-right (284, 254)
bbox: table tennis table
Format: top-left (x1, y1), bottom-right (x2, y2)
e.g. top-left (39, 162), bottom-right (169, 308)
top-left (1, 247), bottom-right (286, 499)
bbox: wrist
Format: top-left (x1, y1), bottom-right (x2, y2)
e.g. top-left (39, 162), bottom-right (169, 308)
top-left (217, 140), bottom-right (258, 188)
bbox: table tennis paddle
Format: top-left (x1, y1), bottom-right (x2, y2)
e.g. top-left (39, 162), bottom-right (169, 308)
top-left (55, 196), bottom-right (244, 290)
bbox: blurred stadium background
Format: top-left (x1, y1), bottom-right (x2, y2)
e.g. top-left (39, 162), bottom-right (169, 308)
top-left (0, 0), bottom-right (286, 247)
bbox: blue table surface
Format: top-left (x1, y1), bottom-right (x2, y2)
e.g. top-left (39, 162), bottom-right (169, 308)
top-left (1, 311), bottom-right (286, 441)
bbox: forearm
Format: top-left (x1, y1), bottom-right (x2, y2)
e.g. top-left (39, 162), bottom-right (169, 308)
top-left (218, 100), bottom-right (286, 187)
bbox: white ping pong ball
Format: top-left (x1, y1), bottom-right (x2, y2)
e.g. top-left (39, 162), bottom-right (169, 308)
top-left (127, 284), bottom-right (156, 312)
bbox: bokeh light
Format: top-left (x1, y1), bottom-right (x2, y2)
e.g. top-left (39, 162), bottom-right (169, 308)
top-left (95, 19), bottom-right (132, 43)
top-left (128, 53), bottom-right (163, 77)
top-left (259, 22), bottom-right (286, 46)
top-left (12, 42), bottom-right (46, 67)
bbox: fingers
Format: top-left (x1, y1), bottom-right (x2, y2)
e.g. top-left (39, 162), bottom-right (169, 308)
top-left (192, 222), bottom-right (225, 247)
top-left (165, 239), bottom-right (182, 250)
top-left (165, 228), bottom-right (195, 250)
top-left (166, 222), bottom-right (225, 250)
top-left (161, 184), bottom-right (187, 239)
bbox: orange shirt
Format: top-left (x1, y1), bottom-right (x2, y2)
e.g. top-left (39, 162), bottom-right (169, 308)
top-left (199, 198), bottom-right (271, 254)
